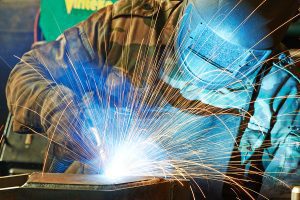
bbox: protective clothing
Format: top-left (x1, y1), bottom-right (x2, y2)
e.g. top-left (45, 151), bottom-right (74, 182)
top-left (6, 0), bottom-right (300, 199)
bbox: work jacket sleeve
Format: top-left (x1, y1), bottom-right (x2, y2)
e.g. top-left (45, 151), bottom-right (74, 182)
top-left (5, 5), bottom-right (113, 135)
top-left (263, 73), bottom-right (300, 176)
top-left (239, 55), bottom-right (300, 180)
top-left (259, 72), bottom-right (300, 196)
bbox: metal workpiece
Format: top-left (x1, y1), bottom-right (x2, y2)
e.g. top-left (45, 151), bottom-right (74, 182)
top-left (0, 173), bottom-right (191, 200)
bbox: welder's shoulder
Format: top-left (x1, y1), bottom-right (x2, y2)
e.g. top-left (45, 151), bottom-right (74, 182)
top-left (85, 0), bottom-right (162, 20)
top-left (30, 0), bottom-right (181, 69)
top-left (111, 0), bottom-right (182, 18)
top-left (112, 0), bottom-right (157, 15)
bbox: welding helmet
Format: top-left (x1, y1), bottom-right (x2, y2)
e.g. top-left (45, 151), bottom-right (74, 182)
top-left (176, 0), bottom-right (299, 90)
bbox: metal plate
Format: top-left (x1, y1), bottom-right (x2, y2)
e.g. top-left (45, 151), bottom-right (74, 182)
top-left (0, 173), bottom-right (191, 200)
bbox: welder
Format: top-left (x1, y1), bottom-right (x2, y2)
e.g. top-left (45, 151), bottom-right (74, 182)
top-left (6, 0), bottom-right (300, 199)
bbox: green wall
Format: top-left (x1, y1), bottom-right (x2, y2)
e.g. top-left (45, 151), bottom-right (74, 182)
top-left (40, 0), bottom-right (117, 41)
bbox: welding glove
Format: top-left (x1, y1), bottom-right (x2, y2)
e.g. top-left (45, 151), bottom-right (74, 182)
top-left (46, 91), bottom-right (103, 173)
top-left (48, 67), bottom-right (137, 173)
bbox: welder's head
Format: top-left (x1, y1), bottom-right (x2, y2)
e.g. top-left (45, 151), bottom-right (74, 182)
top-left (190, 0), bottom-right (299, 49)
top-left (176, 0), bottom-right (299, 90)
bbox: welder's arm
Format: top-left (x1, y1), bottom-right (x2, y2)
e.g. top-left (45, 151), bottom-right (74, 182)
top-left (6, 6), bottom-right (112, 136)
top-left (262, 75), bottom-right (300, 176)
top-left (6, 49), bottom-right (77, 134)
top-left (239, 69), bottom-right (300, 195)
top-left (258, 75), bottom-right (300, 197)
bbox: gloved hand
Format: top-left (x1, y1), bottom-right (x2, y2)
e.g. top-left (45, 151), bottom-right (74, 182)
top-left (46, 92), bottom-right (104, 174)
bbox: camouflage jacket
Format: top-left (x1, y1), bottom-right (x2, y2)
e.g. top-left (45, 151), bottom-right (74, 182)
top-left (6, 0), bottom-right (185, 132)
top-left (6, 0), bottom-right (300, 185)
